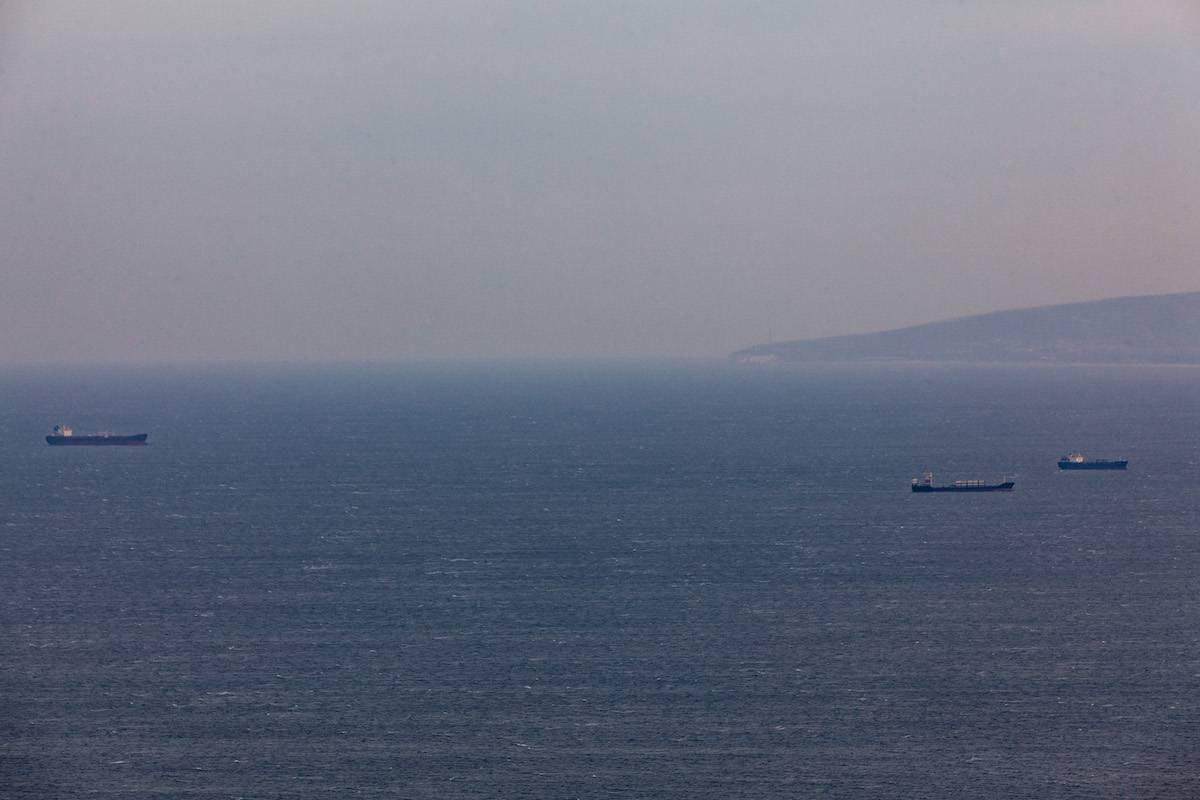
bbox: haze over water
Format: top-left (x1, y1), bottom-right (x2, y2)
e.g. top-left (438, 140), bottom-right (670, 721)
top-left (3, 362), bottom-right (1199, 798)
top-left (2, 2), bottom-right (1198, 361)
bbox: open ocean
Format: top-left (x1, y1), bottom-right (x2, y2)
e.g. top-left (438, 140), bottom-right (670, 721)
top-left (2, 362), bottom-right (1200, 798)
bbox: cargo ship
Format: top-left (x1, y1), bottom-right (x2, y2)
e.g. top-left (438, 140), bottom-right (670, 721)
top-left (911, 470), bottom-right (1014, 493)
top-left (46, 425), bottom-right (148, 446)
top-left (1058, 453), bottom-right (1127, 470)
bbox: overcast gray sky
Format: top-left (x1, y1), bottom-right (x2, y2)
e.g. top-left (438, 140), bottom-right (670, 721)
top-left (1, 1), bottom-right (1197, 362)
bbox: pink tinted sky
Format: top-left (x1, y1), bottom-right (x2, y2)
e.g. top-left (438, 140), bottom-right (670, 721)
top-left (0, 1), bottom-right (1197, 362)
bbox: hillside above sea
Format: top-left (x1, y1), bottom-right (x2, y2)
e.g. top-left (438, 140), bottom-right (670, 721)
top-left (733, 291), bottom-right (1200, 365)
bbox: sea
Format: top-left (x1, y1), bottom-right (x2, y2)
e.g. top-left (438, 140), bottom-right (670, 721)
top-left (2, 361), bottom-right (1199, 799)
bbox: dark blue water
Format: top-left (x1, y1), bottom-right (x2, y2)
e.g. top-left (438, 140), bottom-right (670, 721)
top-left (3, 362), bottom-right (1200, 798)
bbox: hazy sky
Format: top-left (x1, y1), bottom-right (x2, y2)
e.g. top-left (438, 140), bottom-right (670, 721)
top-left (1, 1), bottom-right (1198, 362)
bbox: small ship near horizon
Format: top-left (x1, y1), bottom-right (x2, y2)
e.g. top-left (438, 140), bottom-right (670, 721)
top-left (1058, 453), bottom-right (1127, 470)
top-left (46, 425), bottom-right (148, 446)
top-left (911, 470), bottom-right (1014, 493)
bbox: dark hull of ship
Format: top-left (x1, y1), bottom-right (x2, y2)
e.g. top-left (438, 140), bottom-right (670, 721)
top-left (46, 434), bottom-right (148, 446)
top-left (1058, 460), bottom-right (1127, 470)
top-left (912, 481), bottom-right (1014, 493)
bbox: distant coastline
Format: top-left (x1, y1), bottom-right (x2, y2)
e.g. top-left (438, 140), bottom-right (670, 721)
top-left (732, 291), bottom-right (1200, 365)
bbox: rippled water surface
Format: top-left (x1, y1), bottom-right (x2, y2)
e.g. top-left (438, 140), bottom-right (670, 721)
top-left (2, 362), bottom-right (1199, 798)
